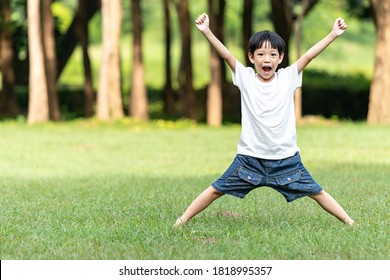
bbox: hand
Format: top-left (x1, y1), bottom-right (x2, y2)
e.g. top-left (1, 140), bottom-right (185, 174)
top-left (195, 13), bottom-right (209, 32)
top-left (332, 17), bottom-right (347, 36)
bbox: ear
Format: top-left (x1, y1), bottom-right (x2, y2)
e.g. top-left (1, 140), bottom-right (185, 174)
top-left (278, 52), bottom-right (284, 64)
top-left (248, 52), bottom-right (254, 64)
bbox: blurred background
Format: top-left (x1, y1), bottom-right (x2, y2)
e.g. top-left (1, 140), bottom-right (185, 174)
top-left (0, 0), bottom-right (388, 125)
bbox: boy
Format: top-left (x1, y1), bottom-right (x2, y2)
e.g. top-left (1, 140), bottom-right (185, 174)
top-left (174, 13), bottom-right (354, 227)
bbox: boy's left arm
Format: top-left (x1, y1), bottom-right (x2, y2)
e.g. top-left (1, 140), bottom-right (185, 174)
top-left (297, 17), bottom-right (347, 72)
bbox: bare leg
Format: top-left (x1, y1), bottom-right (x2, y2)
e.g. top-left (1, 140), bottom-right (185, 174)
top-left (174, 186), bottom-right (224, 227)
top-left (310, 190), bottom-right (354, 225)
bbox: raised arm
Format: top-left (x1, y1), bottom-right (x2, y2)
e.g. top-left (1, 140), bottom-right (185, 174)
top-left (195, 13), bottom-right (236, 72)
top-left (297, 17), bottom-right (347, 73)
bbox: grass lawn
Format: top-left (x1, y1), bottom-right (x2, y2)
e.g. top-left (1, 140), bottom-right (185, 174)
top-left (0, 120), bottom-right (389, 260)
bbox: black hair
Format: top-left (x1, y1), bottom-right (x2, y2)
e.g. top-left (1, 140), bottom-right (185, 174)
top-left (248, 30), bottom-right (285, 55)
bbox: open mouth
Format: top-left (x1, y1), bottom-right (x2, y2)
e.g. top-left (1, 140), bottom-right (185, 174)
top-left (262, 66), bottom-right (272, 74)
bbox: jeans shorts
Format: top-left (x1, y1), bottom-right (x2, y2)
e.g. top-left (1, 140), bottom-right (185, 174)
top-left (212, 152), bottom-right (322, 202)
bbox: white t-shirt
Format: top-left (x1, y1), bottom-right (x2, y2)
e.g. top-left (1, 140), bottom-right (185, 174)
top-left (232, 60), bottom-right (302, 160)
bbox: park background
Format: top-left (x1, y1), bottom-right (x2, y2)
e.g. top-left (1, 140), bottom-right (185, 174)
top-left (1, 0), bottom-right (388, 123)
top-left (0, 0), bottom-right (389, 260)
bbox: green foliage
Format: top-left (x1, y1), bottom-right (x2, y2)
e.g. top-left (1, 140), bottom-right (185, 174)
top-left (9, 0), bottom-right (28, 61)
top-left (302, 70), bottom-right (370, 120)
top-left (0, 121), bottom-right (389, 259)
top-left (346, 0), bottom-right (372, 19)
top-left (52, 1), bottom-right (74, 33)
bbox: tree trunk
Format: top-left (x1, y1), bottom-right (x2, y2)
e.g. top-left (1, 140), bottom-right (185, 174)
top-left (97, 0), bottom-right (124, 120)
top-left (269, 0), bottom-right (318, 120)
top-left (108, 0), bottom-right (124, 119)
top-left (75, 0), bottom-right (95, 118)
top-left (270, 0), bottom-right (292, 68)
top-left (270, 0), bottom-right (319, 69)
top-left (217, 0), bottom-right (227, 86)
top-left (42, 0), bottom-right (61, 121)
top-left (367, 0), bottom-right (390, 123)
top-left (176, 0), bottom-right (197, 121)
top-left (0, 0), bottom-right (18, 117)
top-left (293, 0), bottom-right (310, 123)
top-left (97, 0), bottom-right (110, 120)
top-left (57, 0), bottom-right (100, 79)
top-left (207, 0), bottom-right (222, 127)
top-left (27, 0), bottom-right (49, 124)
top-left (242, 0), bottom-right (253, 67)
top-left (130, 0), bottom-right (149, 120)
top-left (163, 0), bottom-right (175, 116)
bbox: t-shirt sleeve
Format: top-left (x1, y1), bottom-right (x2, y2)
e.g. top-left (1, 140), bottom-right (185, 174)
top-left (292, 62), bottom-right (303, 89)
top-left (276, 62), bottom-right (303, 95)
top-left (231, 59), bottom-right (247, 88)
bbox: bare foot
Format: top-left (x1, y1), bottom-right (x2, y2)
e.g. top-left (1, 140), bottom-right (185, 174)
top-left (344, 217), bottom-right (355, 226)
top-left (173, 217), bottom-right (185, 228)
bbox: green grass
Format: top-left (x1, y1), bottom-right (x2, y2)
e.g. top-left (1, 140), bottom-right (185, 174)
top-left (0, 120), bottom-right (389, 259)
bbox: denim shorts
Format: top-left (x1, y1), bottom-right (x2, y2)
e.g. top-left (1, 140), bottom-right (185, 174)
top-left (212, 152), bottom-right (322, 202)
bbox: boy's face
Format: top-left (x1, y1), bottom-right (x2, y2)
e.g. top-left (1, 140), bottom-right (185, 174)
top-left (248, 42), bottom-right (284, 82)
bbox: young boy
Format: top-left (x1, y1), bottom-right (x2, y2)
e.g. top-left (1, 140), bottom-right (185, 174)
top-left (174, 13), bottom-right (354, 227)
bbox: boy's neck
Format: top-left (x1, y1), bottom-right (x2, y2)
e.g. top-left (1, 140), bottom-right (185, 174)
top-left (257, 73), bottom-right (276, 83)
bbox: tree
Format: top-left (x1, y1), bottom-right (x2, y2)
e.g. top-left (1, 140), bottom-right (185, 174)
top-left (293, 0), bottom-right (311, 122)
top-left (163, 0), bottom-right (175, 117)
top-left (270, 0), bottom-right (319, 68)
top-left (75, 0), bottom-right (95, 118)
top-left (0, 0), bottom-right (19, 117)
top-left (367, 0), bottom-right (390, 123)
top-left (175, 0), bottom-right (197, 121)
top-left (130, 0), bottom-right (149, 120)
top-left (11, 0), bottom-right (99, 91)
top-left (27, 0), bottom-right (49, 124)
top-left (97, 0), bottom-right (124, 120)
top-left (242, 0), bottom-right (253, 67)
top-left (270, 0), bottom-right (319, 121)
top-left (42, 0), bottom-right (61, 121)
top-left (270, 0), bottom-right (292, 68)
top-left (207, 0), bottom-right (223, 126)
top-left (216, 0), bottom-right (227, 87)
top-left (57, 0), bottom-right (100, 79)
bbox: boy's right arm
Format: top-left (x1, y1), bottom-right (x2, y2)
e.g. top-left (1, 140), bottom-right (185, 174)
top-left (195, 13), bottom-right (236, 72)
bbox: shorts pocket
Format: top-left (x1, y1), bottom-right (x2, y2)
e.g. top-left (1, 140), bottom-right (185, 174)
top-left (275, 169), bottom-right (302, 186)
top-left (238, 166), bottom-right (262, 185)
